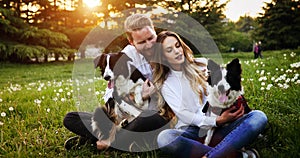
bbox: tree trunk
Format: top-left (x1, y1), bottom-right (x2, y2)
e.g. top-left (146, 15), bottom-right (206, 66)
top-left (44, 54), bottom-right (48, 62)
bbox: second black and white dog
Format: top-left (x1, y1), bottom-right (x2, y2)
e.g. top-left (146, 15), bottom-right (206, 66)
top-left (203, 58), bottom-right (251, 145)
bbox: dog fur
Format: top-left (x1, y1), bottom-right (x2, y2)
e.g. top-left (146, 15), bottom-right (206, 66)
top-left (92, 52), bottom-right (150, 144)
top-left (204, 58), bottom-right (251, 145)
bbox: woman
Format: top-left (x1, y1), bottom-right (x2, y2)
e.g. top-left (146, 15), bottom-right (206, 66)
top-left (152, 31), bottom-right (268, 158)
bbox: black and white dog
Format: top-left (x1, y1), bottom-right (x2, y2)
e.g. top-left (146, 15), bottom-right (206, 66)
top-left (92, 52), bottom-right (149, 144)
top-left (203, 58), bottom-right (251, 145)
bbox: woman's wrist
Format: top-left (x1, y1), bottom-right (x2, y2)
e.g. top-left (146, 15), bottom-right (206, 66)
top-left (216, 116), bottom-right (225, 127)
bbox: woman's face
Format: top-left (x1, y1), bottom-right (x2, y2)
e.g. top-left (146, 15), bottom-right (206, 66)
top-left (162, 36), bottom-right (185, 71)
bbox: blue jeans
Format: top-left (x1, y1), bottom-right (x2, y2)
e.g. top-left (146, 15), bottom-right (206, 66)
top-left (157, 110), bottom-right (268, 158)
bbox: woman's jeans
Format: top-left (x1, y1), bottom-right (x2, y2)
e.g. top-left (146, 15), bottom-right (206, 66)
top-left (157, 110), bottom-right (268, 158)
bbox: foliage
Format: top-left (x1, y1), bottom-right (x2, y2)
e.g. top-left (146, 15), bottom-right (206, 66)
top-left (0, 7), bottom-right (74, 63)
top-left (0, 49), bottom-right (299, 157)
top-left (256, 0), bottom-right (300, 50)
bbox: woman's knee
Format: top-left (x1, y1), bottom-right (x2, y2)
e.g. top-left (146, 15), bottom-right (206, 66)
top-left (249, 110), bottom-right (268, 131)
top-left (157, 129), bottom-right (179, 148)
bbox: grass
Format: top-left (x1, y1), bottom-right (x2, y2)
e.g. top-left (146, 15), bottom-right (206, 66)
top-left (0, 49), bottom-right (299, 157)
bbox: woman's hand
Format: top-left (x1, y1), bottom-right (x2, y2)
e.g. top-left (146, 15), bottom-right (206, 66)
top-left (216, 105), bottom-right (244, 126)
top-left (142, 79), bottom-right (156, 100)
top-left (96, 139), bottom-right (110, 150)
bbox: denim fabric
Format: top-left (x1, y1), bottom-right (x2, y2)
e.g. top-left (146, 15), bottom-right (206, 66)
top-left (157, 110), bottom-right (268, 158)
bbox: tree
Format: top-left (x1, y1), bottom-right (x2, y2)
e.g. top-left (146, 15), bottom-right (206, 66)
top-left (256, 0), bottom-right (300, 50)
top-left (0, 7), bottom-right (75, 63)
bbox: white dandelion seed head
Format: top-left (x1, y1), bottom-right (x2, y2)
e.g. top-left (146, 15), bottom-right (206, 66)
top-left (0, 121), bottom-right (3, 126)
top-left (34, 99), bottom-right (41, 104)
top-left (61, 98), bottom-right (66, 102)
top-left (1, 112), bottom-right (6, 117)
top-left (9, 107), bottom-right (14, 111)
top-left (53, 97), bottom-right (58, 102)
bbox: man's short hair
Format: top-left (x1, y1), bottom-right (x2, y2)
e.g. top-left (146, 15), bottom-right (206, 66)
top-left (124, 14), bottom-right (154, 42)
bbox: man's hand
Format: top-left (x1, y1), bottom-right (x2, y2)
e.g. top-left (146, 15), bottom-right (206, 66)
top-left (216, 104), bottom-right (244, 126)
top-left (142, 79), bottom-right (156, 100)
top-left (96, 139), bottom-right (110, 150)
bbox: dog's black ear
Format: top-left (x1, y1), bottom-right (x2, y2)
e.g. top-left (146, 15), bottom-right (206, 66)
top-left (94, 54), bottom-right (107, 69)
top-left (207, 59), bottom-right (222, 86)
top-left (207, 59), bottom-right (220, 71)
top-left (94, 55), bottom-right (101, 68)
top-left (226, 58), bottom-right (242, 90)
top-left (226, 58), bottom-right (241, 75)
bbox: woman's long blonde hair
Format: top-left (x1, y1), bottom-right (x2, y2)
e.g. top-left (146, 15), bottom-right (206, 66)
top-left (152, 31), bottom-right (207, 111)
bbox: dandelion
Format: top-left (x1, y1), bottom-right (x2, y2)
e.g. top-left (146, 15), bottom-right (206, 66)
top-left (58, 88), bottom-right (63, 93)
top-left (53, 97), bottom-right (58, 102)
top-left (88, 88), bottom-right (92, 92)
top-left (61, 98), bottom-right (65, 102)
top-left (256, 70), bottom-right (260, 74)
top-left (290, 52), bottom-right (296, 57)
top-left (0, 121), bottom-right (3, 126)
top-left (34, 99), bottom-right (41, 105)
top-left (283, 84), bottom-right (289, 89)
top-left (261, 82), bottom-right (266, 86)
top-left (1, 112), bottom-right (6, 117)
top-left (37, 87), bottom-right (42, 91)
top-left (286, 69), bottom-right (292, 73)
top-left (0, 98), bottom-right (2, 102)
top-left (260, 87), bottom-right (265, 91)
top-left (67, 92), bottom-right (71, 96)
top-left (290, 62), bottom-right (300, 68)
top-left (95, 91), bottom-right (100, 95)
top-left (266, 84), bottom-right (273, 90)
top-left (46, 108), bottom-right (50, 113)
top-left (9, 107), bottom-right (14, 111)
top-left (271, 77), bottom-right (275, 81)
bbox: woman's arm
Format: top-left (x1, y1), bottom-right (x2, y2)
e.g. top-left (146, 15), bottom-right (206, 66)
top-left (162, 84), bottom-right (217, 128)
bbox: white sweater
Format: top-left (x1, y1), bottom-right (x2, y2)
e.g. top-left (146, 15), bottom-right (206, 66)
top-left (161, 69), bottom-right (217, 130)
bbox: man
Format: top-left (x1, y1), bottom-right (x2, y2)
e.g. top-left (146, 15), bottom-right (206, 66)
top-left (63, 14), bottom-right (171, 151)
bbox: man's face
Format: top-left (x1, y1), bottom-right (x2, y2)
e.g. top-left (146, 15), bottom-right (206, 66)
top-left (130, 26), bottom-right (157, 58)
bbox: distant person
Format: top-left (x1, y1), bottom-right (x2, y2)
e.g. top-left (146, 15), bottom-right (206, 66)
top-left (257, 41), bottom-right (263, 58)
top-left (254, 42), bottom-right (259, 59)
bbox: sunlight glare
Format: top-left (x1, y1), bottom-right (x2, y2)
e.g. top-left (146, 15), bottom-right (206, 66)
top-left (83, 0), bottom-right (101, 8)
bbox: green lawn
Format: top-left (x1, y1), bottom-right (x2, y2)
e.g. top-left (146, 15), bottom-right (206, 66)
top-left (0, 49), bottom-right (299, 157)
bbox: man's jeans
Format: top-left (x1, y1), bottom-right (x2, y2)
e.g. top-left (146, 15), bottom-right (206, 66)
top-left (157, 110), bottom-right (268, 158)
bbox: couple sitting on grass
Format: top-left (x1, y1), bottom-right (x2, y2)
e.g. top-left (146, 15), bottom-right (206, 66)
top-left (63, 13), bottom-right (268, 158)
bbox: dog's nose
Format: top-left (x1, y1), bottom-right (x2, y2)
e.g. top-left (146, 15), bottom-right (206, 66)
top-left (218, 85), bottom-right (225, 93)
top-left (104, 75), bottom-right (111, 81)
